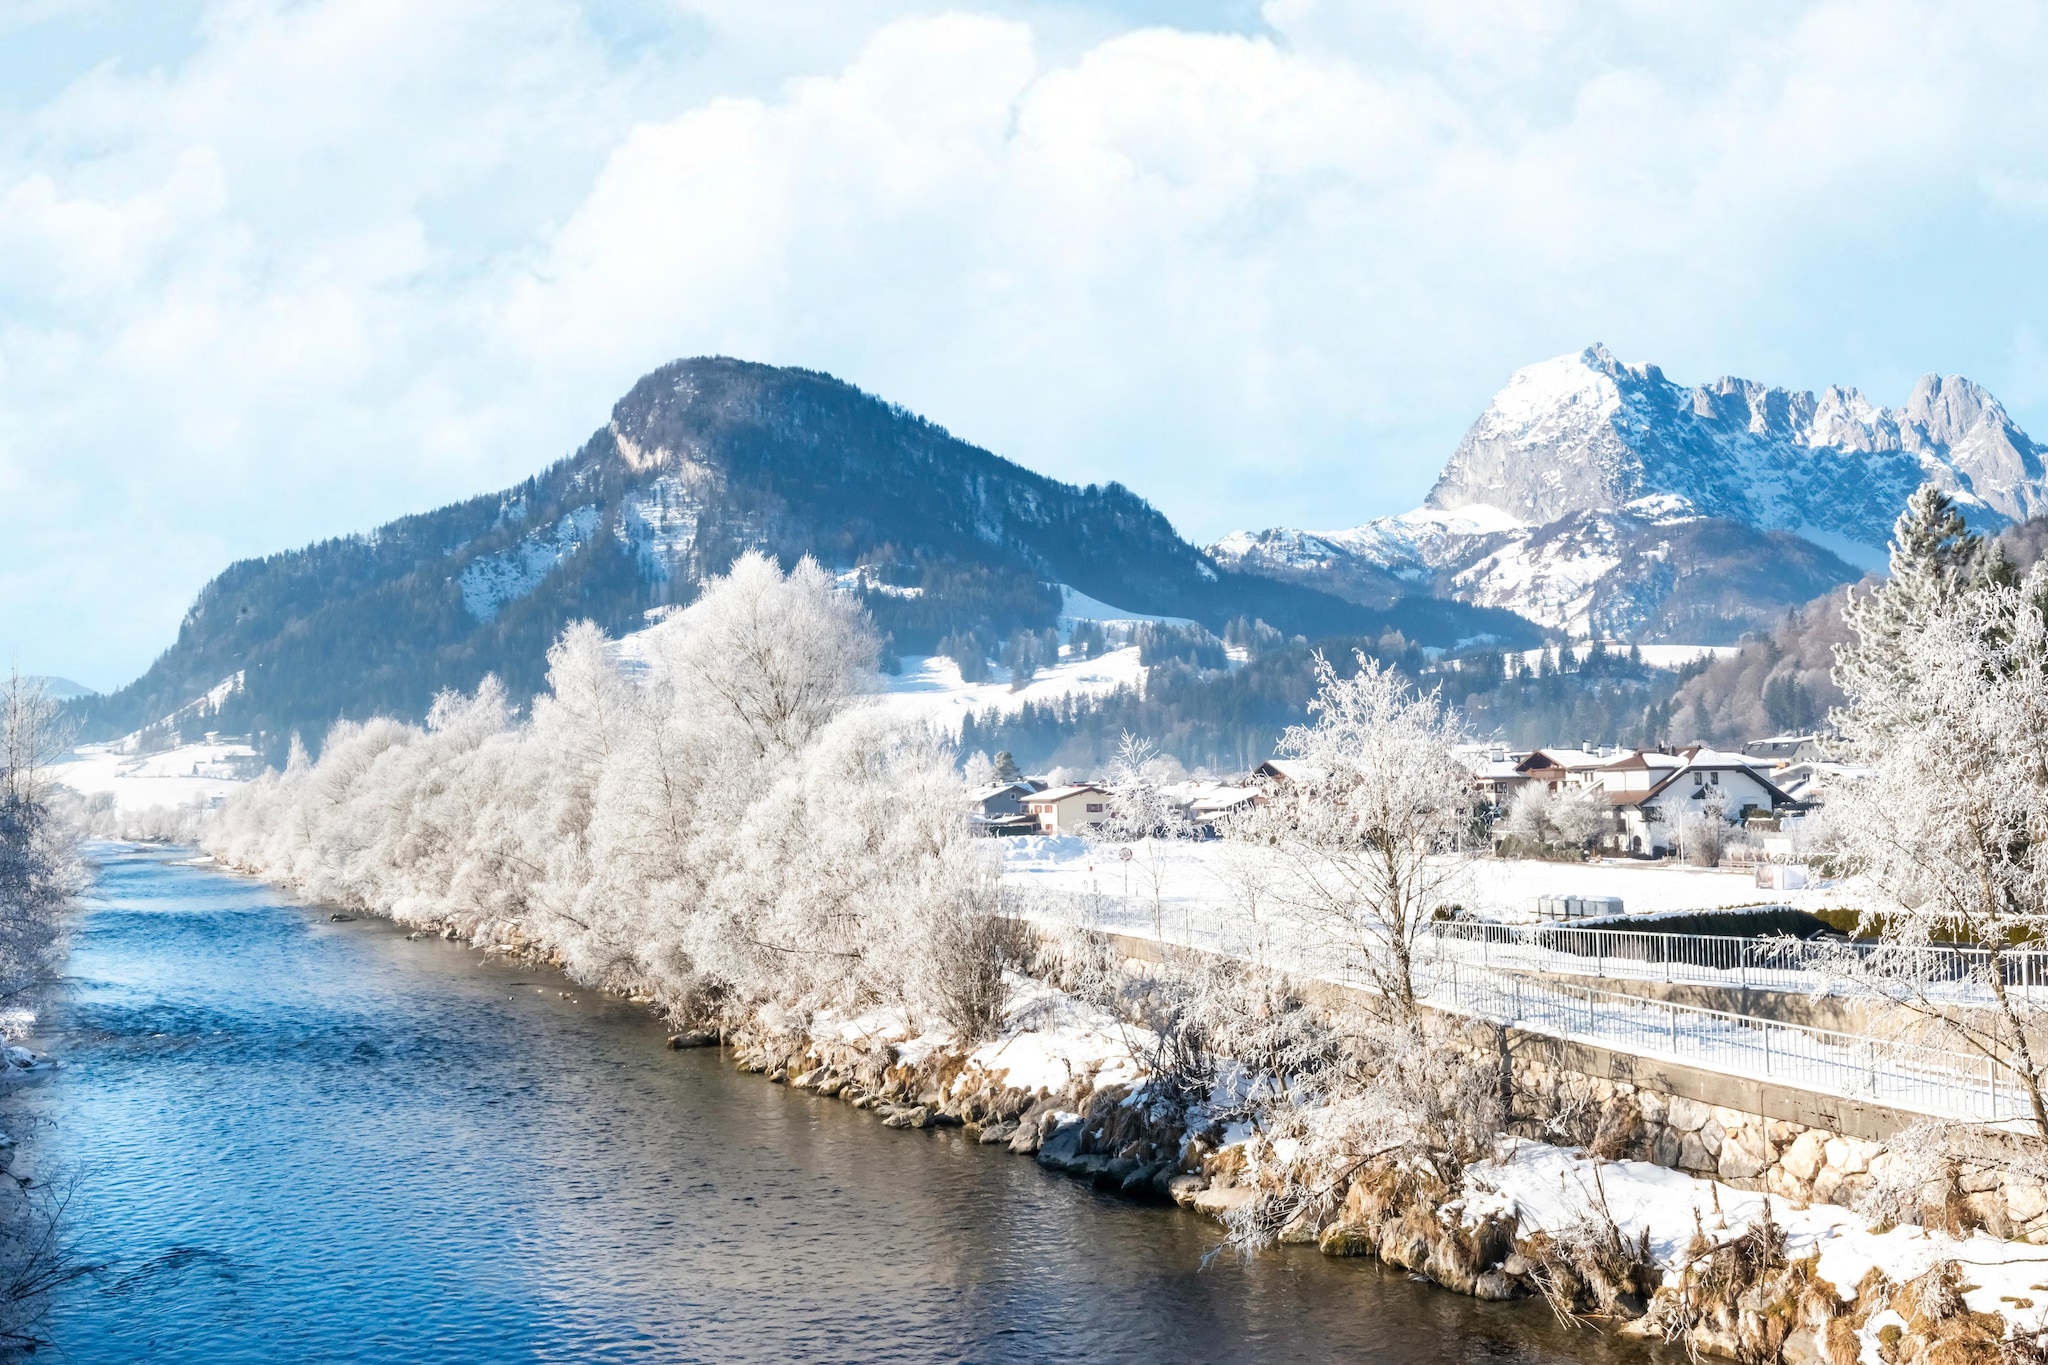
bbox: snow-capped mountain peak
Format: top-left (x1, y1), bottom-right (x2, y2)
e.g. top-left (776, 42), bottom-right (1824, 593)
top-left (1423, 344), bottom-right (2046, 543)
top-left (1213, 346), bottom-right (2045, 642)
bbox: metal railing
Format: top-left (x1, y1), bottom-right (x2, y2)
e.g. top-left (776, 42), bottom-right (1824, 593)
top-left (1009, 889), bottom-right (2037, 1124)
top-left (1422, 920), bottom-right (2048, 1000)
top-left (1416, 957), bottom-right (2026, 1124)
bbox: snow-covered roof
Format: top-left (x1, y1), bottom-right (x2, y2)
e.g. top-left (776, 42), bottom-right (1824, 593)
top-left (1255, 759), bottom-right (1328, 784)
top-left (968, 781), bottom-right (1037, 802)
top-left (1028, 784), bottom-right (1109, 803)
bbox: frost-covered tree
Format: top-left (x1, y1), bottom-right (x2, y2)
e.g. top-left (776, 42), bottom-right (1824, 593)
top-left (1499, 783), bottom-right (1602, 855)
top-left (1096, 732), bottom-right (1191, 938)
top-left (0, 672), bottom-right (75, 1024)
top-left (1228, 652), bottom-right (1473, 1024)
top-left (207, 554), bottom-right (1010, 1041)
top-left (1828, 492), bottom-right (2048, 1136)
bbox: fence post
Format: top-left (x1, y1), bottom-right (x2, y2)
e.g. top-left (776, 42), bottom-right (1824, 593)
top-left (1761, 1021), bottom-right (1770, 1078)
top-left (1668, 1000), bottom-right (1676, 1053)
top-left (1740, 941), bottom-right (1749, 993)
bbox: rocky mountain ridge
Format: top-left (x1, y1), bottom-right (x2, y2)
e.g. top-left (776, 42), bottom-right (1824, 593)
top-left (75, 357), bottom-right (1535, 755)
top-left (1214, 345), bottom-right (2048, 640)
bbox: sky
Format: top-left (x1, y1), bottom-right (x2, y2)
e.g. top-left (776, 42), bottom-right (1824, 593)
top-left (5, 0), bottom-right (2048, 690)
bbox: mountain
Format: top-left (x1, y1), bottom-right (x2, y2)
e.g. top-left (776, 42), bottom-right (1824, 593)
top-left (74, 357), bottom-right (1537, 755)
top-left (24, 676), bottom-right (96, 701)
top-left (1213, 344), bottom-right (2048, 641)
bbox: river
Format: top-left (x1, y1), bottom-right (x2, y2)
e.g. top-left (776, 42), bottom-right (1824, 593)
top-left (13, 844), bottom-right (1668, 1362)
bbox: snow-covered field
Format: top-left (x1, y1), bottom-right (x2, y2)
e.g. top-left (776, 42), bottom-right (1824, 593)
top-left (875, 647), bottom-right (1144, 732)
top-left (51, 740), bottom-right (261, 813)
top-left (1001, 835), bottom-right (1858, 926)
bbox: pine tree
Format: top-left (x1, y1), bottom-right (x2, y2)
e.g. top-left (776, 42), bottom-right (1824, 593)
top-left (1837, 486), bottom-right (1981, 700)
top-left (992, 750), bottom-right (1022, 784)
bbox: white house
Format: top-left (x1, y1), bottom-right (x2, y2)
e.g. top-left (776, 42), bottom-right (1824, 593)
top-left (1024, 784), bottom-right (1113, 835)
top-left (1592, 746), bottom-right (1794, 856)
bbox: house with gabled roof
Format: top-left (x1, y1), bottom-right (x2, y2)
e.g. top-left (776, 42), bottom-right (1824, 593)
top-left (1592, 745), bottom-right (1795, 856)
top-left (1024, 784), bottom-right (1113, 836)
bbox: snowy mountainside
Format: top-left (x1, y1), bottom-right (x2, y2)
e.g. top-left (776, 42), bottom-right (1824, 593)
top-left (1213, 344), bottom-right (2046, 639)
top-left (75, 357), bottom-right (1538, 759)
top-left (1428, 343), bottom-right (2046, 541)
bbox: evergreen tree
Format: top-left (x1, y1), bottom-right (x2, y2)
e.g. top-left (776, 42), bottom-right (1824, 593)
top-left (1838, 486), bottom-right (1981, 700)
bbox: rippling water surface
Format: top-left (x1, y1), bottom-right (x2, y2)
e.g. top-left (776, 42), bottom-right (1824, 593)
top-left (21, 845), bottom-right (1669, 1363)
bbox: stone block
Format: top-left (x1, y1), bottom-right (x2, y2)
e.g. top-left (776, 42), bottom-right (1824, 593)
top-left (1678, 1131), bottom-right (1716, 1174)
top-left (1699, 1119), bottom-right (1727, 1154)
top-left (1473, 1271), bottom-right (1517, 1301)
top-left (1766, 1166), bottom-right (1809, 1203)
top-left (1811, 1167), bottom-right (1847, 1207)
top-left (1649, 1128), bottom-right (1682, 1169)
top-left (1667, 1097), bottom-right (1711, 1132)
top-left (1317, 1223), bottom-right (1374, 1256)
top-left (1781, 1131), bottom-right (1829, 1183)
top-left (1719, 1126), bottom-right (1773, 1182)
top-left (1711, 1105), bottom-right (1750, 1131)
top-left (1192, 1185), bottom-right (1252, 1218)
top-left (1637, 1091), bottom-right (1668, 1126)
top-left (1767, 1120), bottom-right (1803, 1145)
top-left (2007, 1181), bottom-right (2048, 1225)
top-left (1965, 1191), bottom-right (2012, 1239)
top-left (1824, 1137), bottom-right (1872, 1175)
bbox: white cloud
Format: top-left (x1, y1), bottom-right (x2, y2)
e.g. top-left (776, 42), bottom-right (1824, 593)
top-left (6, 0), bottom-right (2048, 687)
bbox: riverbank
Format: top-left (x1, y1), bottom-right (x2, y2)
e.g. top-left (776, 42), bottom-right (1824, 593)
top-left (693, 967), bottom-right (2048, 1365)
top-left (186, 832), bottom-right (2044, 1363)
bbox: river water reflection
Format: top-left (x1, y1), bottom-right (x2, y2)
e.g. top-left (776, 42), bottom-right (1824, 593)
top-left (21, 845), bottom-right (1670, 1363)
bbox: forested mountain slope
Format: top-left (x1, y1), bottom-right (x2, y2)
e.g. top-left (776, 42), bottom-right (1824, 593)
top-left (75, 357), bottom-right (1536, 755)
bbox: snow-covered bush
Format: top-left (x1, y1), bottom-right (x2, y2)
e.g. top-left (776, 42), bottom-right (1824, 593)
top-left (208, 554), bottom-right (1005, 1036)
top-left (0, 673), bottom-right (77, 1034)
top-left (1498, 784), bottom-right (1603, 858)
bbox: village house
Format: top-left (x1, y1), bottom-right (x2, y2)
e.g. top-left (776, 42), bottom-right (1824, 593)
top-left (1591, 746), bottom-right (1795, 856)
top-left (1252, 759), bottom-right (1326, 788)
top-left (968, 780), bottom-right (1045, 836)
top-left (1024, 783), bottom-right (1113, 836)
top-left (1167, 781), bottom-right (1260, 836)
top-left (1514, 743), bottom-right (1623, 794)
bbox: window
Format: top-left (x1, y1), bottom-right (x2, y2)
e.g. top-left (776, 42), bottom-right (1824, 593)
top-left (1709, 772), bottom-right (1720, 786)
top-left (1693, 772), bottom-right (1704, 786)
top-left (1085, 803), bottom-right (1105, 813)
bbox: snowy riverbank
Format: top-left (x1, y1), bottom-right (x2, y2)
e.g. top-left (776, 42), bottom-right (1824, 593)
top-left (705, 962), bottom-right (2048, 1364)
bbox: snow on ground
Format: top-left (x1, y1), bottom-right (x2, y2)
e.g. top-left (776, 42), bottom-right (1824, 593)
top-left (966, 974), bottom-right (1148, 1094)
top-left (787, 972), bottom-right (1147, 1096)
top-left (51, 740), bottom-right (261, 813)
top-left (1054, 585), bottom-right (1196, 633)
top-left (1002, 836), bottom-right (1861, 930)
top-left (1500, 642), bottom-right (1743, 671)
top-left (875, 647), bottom-right (1145, 733)
top-left (1469, 1139), bottom-right (2048, 1333)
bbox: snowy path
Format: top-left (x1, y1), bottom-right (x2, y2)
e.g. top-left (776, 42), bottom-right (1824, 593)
top-left (1003, 838), bottom-right (2024, 1124)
